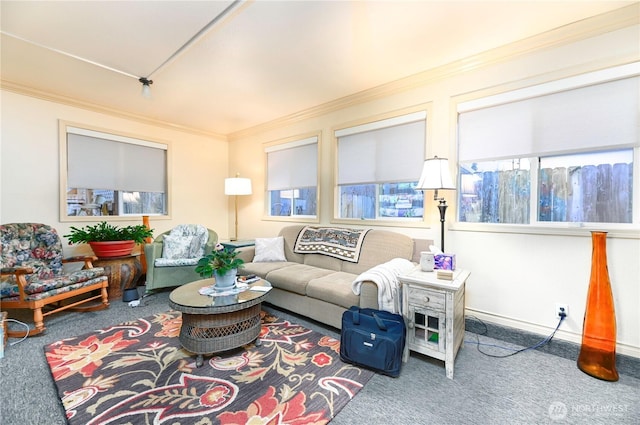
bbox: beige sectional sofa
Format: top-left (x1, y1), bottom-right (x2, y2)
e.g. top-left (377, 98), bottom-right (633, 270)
top-left (237, 225), bottom-right (422, 329)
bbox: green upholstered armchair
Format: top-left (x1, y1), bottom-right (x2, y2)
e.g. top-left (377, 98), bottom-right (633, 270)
top-left (144, 224), bottom-right (217, 293)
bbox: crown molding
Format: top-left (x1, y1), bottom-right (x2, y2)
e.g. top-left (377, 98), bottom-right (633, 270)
top-left (228, 4), bottom-right (639, 141)
top-left (0, 80), bottom-right (226, 140)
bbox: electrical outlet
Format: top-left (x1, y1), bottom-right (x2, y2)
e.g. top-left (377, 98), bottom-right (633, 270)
top-left (556, 303), bottom-right (569, 319)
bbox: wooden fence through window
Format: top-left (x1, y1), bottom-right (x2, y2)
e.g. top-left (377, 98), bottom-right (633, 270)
top-left (459, 163), bottom-right (632, 224)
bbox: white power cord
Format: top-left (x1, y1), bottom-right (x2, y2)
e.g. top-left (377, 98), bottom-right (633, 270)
top-left (6, 318), bottom-right (30, 346)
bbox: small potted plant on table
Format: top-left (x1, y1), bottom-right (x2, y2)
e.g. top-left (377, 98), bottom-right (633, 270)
top-left (195, 243), bottom-right (244, 288)
top-left (64, 221), bottom-right (154, 258)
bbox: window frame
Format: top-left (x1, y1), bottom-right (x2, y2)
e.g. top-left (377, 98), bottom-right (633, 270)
top-left (59, 120), bottom-right (171, 222)
top-left (332, 107), bottom-right (430, 227)
top-left (453, 63), bottom-right (640, 238)
top-left (263, 132), bottom-right (320, 223)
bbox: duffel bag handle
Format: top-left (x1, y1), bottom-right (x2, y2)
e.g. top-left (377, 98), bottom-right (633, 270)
top-left (372, 312), bottom-right (387, 331)
top-left (350, 307), bottom-right (387, 331)
top-left (353, 308), bottom-right (360, 325)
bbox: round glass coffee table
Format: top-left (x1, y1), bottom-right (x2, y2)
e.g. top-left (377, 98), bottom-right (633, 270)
top-left (169, 278), bottom-right (271, 367)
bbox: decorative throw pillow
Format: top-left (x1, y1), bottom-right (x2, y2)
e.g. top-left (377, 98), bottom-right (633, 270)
top-left (187, 232), bottom-right (208, 258)
top-left (253, 236), bottom-right (286, 262)
top-left (162, 234), bottom-right (193, 259)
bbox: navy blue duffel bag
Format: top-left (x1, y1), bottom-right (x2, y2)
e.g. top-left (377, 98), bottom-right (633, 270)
top-left (339, 306), bottom-right (406, 377)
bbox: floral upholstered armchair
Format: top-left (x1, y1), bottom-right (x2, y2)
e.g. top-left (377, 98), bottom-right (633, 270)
top-left (0, 223), bottom-right (109, 337)
top-left (144, 224), bottom-right (217, 293)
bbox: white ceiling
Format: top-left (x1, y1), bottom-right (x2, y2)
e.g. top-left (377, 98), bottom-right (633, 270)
top-left (1, 1), bottom-right (635, 136)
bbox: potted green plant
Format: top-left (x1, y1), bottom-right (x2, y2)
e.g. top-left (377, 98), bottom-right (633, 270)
top-left (195, 243), bottom-right (244, 288)
top-left (65, 221), bottom-right (154, 258)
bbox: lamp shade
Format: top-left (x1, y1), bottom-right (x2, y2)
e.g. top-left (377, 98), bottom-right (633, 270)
top-left (416, 157), bottom-right (456, 190)
top-left (139, 77), bottom-right (153, 99)
top-left (225, 177), bottom-right (252, 195)
top-left (141, 83), bottom-right (151, 98)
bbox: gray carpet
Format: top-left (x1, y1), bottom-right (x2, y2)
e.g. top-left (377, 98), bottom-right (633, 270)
top-left (1, 288), bottom-right (638, 425)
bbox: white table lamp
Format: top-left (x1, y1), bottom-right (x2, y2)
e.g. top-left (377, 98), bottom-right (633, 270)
top-left (416, 156), bottom-right (456, 252)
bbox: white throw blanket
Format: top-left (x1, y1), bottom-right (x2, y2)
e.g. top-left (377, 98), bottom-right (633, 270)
top-left (352, 258), bottom-right (415, 314)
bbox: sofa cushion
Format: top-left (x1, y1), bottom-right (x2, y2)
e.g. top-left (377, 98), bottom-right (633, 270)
top-left (306, 271), bottom-right (359, 309)
top-left (265, 264), bottom-right (334, 295)
top-left (241, 261), bottom-right (297, 278)
top-left (278, 226), bottom-right (305, 263)
top-left (160, 225), bottom-right (210, 260)
top-left (188, 233), bottom-right (207, 258)
top-left (162, 234), bottom-right (193, 259)
top-left (253, 237), bottom-right (286, 262)
top-left (1, 267), bottom-right (106, 299)
top-left (303, 253), bottom-right (343, 272)
top-left (154, 258), bottom-right (199, 267)
top-left (277, 225), bottom-right (414, 276)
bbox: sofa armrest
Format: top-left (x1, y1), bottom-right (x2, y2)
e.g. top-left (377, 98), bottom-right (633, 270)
top-left (236, 246), bottom-right (255, 263)
top-left (145, 242), bottom-right (164, 264)
top-left (1, 266), bottom-right (33, 300)
top-left (144, 242), bottom-right (164, 283)
top-left (358, 280), bottom-right (380, 309)
top-left (1, 266), bottom-right (34, 275)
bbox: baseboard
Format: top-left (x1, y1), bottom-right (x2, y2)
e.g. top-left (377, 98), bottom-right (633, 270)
top-left (465, 316), bottom-right (640, 380)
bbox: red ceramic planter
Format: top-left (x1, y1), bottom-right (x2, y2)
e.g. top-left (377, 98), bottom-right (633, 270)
top-left (89, 240), bottom-right (136, 258)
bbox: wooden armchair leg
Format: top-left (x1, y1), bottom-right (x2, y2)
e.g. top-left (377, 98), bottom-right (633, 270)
top-left (6, 308), bottom-right (46, 338)
top-left (33, 307), bottom-right (44, 332)
top-left (101, 286), bottom-right (109, 306)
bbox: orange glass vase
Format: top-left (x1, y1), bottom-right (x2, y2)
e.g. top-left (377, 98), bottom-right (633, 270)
top-left (577, 231), bottom-right (618, 381)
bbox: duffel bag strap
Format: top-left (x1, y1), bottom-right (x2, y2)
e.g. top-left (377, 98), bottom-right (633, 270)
top-left (371, 312), bottom-right (388, 331)
top-left (349, 307), bottom-right (388, 331)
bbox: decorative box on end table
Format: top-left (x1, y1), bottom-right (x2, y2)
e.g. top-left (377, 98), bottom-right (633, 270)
top-left (400, 267), bottom-right (470, 379)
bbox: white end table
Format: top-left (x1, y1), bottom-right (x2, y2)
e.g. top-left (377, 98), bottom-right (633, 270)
top-left (400, 267), bottom-right (470, 379)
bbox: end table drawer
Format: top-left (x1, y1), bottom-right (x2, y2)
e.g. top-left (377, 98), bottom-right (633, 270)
top-left (407, 287), bottom-right (445, 310)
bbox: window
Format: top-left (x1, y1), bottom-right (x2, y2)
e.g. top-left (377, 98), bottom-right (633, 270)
top-left (538, 150), bottom-right (633, 223)
top-left (458, 159), bottom-right (531, 224)
top-left (335, 111), bottom-right (427, 221)
top-left (60, 123), bottom-right (169, 219)
top-left (457, 63), bottom-right (639, 227)
top-left (266, 135), bottom-right (318, 218)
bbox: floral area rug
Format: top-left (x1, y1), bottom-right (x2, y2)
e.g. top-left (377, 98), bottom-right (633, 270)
top-left (44, 311), bottom-right (374, 425)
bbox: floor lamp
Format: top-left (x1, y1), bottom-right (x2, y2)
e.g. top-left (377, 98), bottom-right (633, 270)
top-left (225, 174), bottom-right (252, 241)
top-left (416, 156), bottom-right (456, 252)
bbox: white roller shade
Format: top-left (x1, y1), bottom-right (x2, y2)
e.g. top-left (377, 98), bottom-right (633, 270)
top-left (337, 117), bottom-right (426, 185)
top-left (266, 137), bottom-right (317, 190)
top-left (458, 69), bottom-right (640, 162)
top-left (67, 128), bottom-right (167, 193)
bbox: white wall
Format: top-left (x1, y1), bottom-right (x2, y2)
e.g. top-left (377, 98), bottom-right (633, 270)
top-left (228, 20), bottom-right (640, 357)
top-left (0, 90), bottom-right (231, 257)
